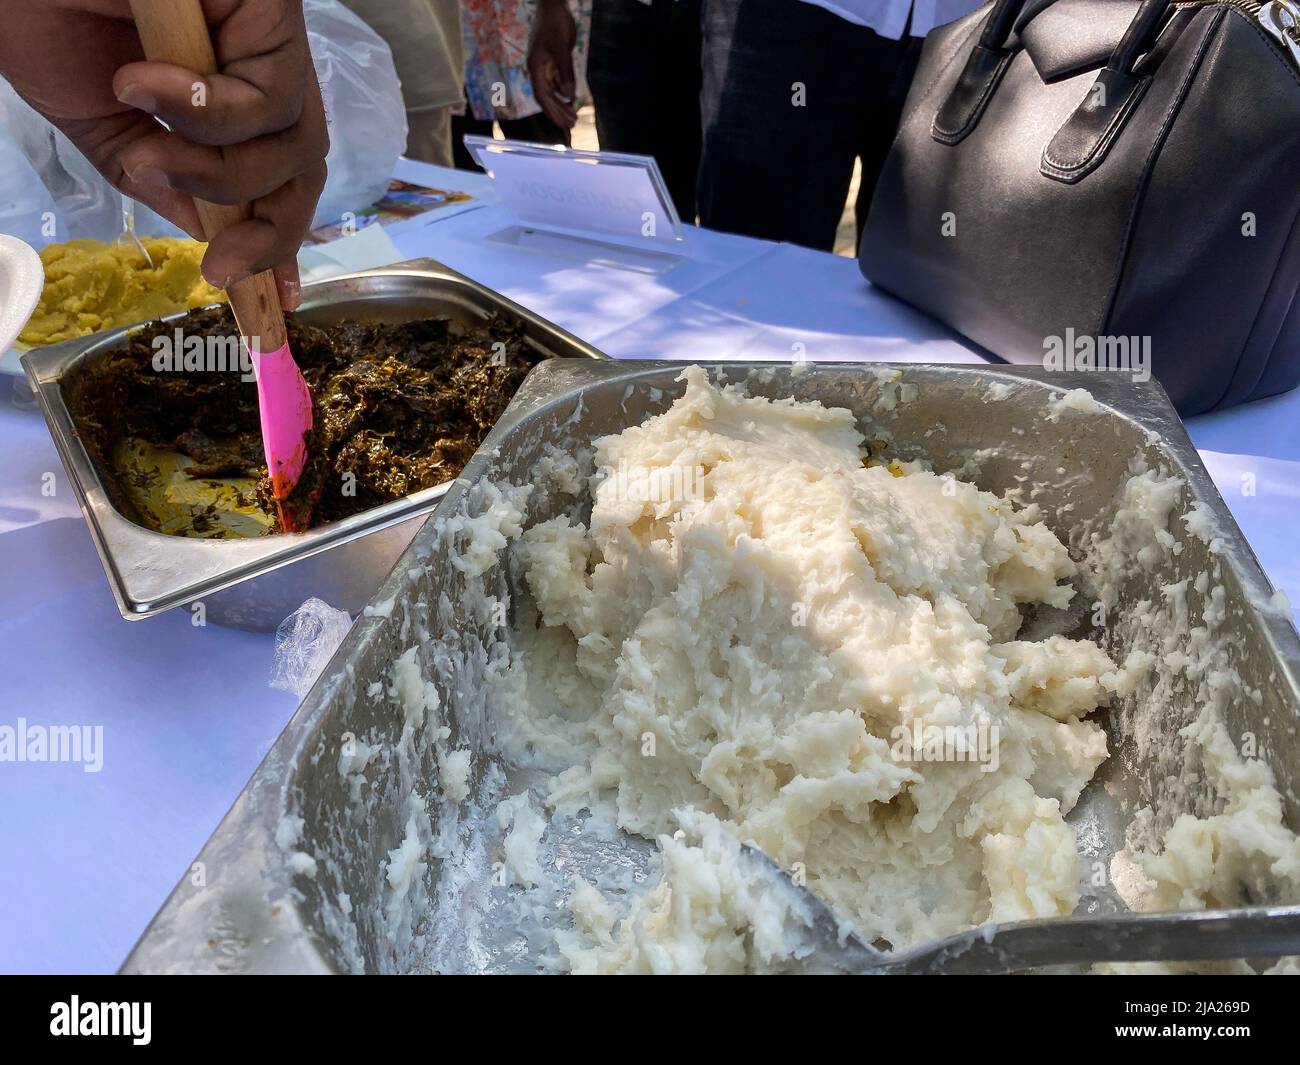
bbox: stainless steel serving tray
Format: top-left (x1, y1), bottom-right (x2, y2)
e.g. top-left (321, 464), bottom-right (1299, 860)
top-left (21, 258), bottom-right (607, 629)
top-left (123, 359), bottom-right (1300, 973)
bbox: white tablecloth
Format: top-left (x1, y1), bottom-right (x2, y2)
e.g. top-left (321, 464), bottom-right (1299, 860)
top-left (1, 160), bottom-right (1296, 974)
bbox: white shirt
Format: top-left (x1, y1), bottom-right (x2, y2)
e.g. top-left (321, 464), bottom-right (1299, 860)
top-left (797, 0), bottom-right (985, 39)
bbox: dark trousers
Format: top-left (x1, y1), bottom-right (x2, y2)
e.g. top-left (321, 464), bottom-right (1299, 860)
top-left (451, 111), bottom-right (570, 173)
top-left (588, 0), bottom-right (704, 220)
top-left (698, 0), bottom-right (923, 251)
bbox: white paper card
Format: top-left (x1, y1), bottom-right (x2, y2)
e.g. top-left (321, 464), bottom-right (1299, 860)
top-left (468, 138), bottom-right (681, 248)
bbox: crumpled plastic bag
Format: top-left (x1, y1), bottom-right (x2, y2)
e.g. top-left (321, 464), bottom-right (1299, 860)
top-left (270, 597), bottom-right (354, 699)
top-left (0, 0), bottom-right (405, 247)
top-left (0, 121), bottom-right (59, 246)
top-left (305, 0), bottom-right (407, 228)
top-left (0, 81), bottom-right (178, 246)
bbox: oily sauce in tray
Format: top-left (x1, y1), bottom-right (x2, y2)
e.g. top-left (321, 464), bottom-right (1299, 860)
top-left (64, 306), bottom-right (542, 536)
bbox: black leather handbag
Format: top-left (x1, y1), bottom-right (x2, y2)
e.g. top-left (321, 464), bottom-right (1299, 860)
top-left (859, 0), bottom-right (1300, 415)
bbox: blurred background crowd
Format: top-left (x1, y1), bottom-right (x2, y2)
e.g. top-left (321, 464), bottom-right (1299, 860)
top-left (344, 0), bottom-right (984, 256)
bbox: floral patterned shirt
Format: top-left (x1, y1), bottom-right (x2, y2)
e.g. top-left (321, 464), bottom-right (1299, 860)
top-left (461, 0), bottom-right (592, 121)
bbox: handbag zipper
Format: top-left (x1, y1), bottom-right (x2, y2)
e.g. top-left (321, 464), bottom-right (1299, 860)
top-left (1173, 0), bottom-right (1300, 68)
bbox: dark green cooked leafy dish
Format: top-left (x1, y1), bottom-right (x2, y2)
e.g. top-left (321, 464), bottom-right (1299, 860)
top-left (64, 305), bottom-right (542, 536)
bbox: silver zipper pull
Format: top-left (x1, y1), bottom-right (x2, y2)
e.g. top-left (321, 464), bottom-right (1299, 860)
top-left (1260, 0), bottom-right (1300, 68)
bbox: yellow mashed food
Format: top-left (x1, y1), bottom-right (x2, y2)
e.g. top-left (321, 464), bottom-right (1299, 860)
top-left (19, 238), bottom-right (225, 347)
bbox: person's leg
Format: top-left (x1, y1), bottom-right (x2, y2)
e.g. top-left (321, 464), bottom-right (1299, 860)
top-left (587, 0), bottom-right (703, 220)
top-left (852, 32), bottom-right (925, 246)
top-left (698, 0), bottom-right (870, 250)
top-left (650, 0), bottom-right (703, 220)
top-left (453, 108), bottom-right (568, 174)
top-left (498, 112), bottom-right (571, 148)
top-left (406, 105), bottom-right (455, 167)
top-left (451, 112), bottom-right (495, 171)
top-left (587, 0), bottom-right (652, 153)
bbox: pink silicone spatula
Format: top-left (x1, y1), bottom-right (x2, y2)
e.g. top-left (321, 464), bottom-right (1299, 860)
top-left (129, 0), bottom-right (314, 532)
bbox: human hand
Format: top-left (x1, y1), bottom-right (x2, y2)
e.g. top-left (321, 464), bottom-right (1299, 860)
top-left (527, 0), bottom-right (578, 130)
top-left (0, 0), bottom-right (329, 308)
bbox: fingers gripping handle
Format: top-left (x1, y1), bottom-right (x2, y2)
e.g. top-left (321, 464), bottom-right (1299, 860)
top-left (126, 0), bottom-right (288, 354)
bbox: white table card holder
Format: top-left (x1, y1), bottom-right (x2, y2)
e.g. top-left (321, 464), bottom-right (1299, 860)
top-left (464, 135), bottom-right (688, 274)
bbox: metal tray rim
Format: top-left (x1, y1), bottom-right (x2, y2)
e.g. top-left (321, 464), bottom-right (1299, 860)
top-left (21, 257), bottom-right (609, 619)
top-left (121, 358), bottom-right (1300, 973)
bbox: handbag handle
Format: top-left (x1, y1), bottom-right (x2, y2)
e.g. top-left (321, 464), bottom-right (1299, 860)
top-left (977, 0), bottom-right (1031, 51)
top-left (1041, 0), bottom-right (1189, 182)
top-left (1109, 0), bottom-right (1173, 73)
top-left (933, 0), bottom-right (1174, 147)
top-left (931, 0), bottom-right (1035, 145)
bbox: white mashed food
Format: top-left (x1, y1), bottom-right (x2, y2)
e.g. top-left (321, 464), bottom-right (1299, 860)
top-left (495, 793), bottom-right (547, 888)
top-left (335, 366), bottom-right (1299, 975)
top-left (1045, 387), bottom-right (1098, 422)
top-left (495, 367), bottom-right (1133, 972)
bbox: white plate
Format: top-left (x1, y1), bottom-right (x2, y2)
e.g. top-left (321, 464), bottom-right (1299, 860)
top-left (0, 233), bottom-right (44, 376)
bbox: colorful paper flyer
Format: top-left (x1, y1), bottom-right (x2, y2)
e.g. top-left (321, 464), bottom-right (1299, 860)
top-left (307, 180), bottom-right (474, 244)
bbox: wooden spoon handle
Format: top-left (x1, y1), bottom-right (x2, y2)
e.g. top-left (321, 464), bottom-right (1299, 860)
top-left (127, 0), bottom-right (288, 354)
